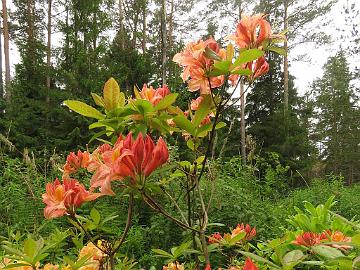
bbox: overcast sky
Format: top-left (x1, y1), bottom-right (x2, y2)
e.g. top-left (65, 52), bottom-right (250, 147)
top-left (2, 0), bottom-right (359, 96)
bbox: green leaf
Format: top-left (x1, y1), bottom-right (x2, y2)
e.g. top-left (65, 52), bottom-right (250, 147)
top-left (283, 250), bottom-right (304, 266)
top-left (64, 100), bottom-right (105, 120)
top-left (215, 122), bottom-right (226, 129)
top-left (186, 140), bottom-right (195, 150)
top-left (173, 115), bottom-right (196, 136)
top-left (192, 95), bottom-right (213, 127)
top-left (230, 69), bottom-right (252, 76)
top-left (103, 77), bottom-right (122, 110)
top-left (152, 249), bottom-right (173, 258)
top-left (204, 47), bottom-right (222, 61)
top-left (239, 251), bottom-right (281, 269)
top-left (207, 69), bottom-right (228, 77)
top-left (90, 208), bottom-right (101, 225)
top-left (154, 93), bottom-right (178, 111)
top-left (91, 93), bottom-right (105, 107)
top-left (267, 46), bottom-right (287, 56)
top-left (3, 263), bottom-right (32, 269)
top-left (213, 60), bottom-right (231, 72)
top-left (233, 49), bottom-right (264, 66)
top-left (311, 245), bottom-right (344, 259)
top-left (131, 99), bottom-right (154, 115)
top-left (24, 238), bottom-right (37, 258)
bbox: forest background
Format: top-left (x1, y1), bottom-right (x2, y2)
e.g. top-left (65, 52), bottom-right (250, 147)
top-left (0, 0), bottom-right (359, 268)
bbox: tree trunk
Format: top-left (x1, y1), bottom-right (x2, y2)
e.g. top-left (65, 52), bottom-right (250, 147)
top-left (283, 0), bottom-right (289, 113)
top-left (46, 0), bottom-right (52, 104)
top-left (168, 0), bottom-right (174, 48)
top-left (2, 0), bottom-right (10, 102)
top-left (0, 18), bottom-right (3, 99)
top-left (118, 0), bottom-right (124, 49)
top-left (240, 79), bottom-right (246, 165)
top-left (161, 0), bottom-right (167, 85)
top-left (141, 1), bottom-right (146, 54)
top-left (238, 1), bottom-right (246, 165)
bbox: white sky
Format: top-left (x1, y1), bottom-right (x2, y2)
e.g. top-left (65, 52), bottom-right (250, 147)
top-left (2, 0), bottom-right (359, 96)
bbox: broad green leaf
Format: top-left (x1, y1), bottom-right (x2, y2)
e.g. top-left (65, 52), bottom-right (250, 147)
top-left (239, 251), bottom-right (280, 268)
top-left (89, 122), bottom-right (108, 130)
top-left (325, 257), bottom-right (353, 268)
top-left (187, 140), bottom-right (195, 150)
top-left (204, 47), bottom-right (222, 61)
top-left (3, 263), bottom-right (32, 269)
top-left (192, 95), bottom-right (213, 127)
top-left (154, 93), bottom-right (178, 111)
top-left (230, 69), bottom-right (252, 76)
top-left (352, 233), bottom-right (360, 247)
top-left (103, 77), bottom-right (122, 110)
top-left (283, 250), bottom-right (304, 265)
top-left (213, 60), bottom-right (231, 72)
top-left (152, 249), bottom-right (173, 258)
top-left (90, 208), bottom-right (101, 225)
top-left (267, 46), bottom-right (287, 56)
top-left (311, 245), bottom-right (344, 259)
top-left (207, 69), bottom-right (228, 77)
top-left (89, 130), bottom-right (108, 143)
top-left (64, 100), bottom-right (105, 120)
top-left (195, 155), bottom-right (205, 164)
top-left (24, 238), bottom-right (37, 258)
top-left (91, 93), bottom-right (105, 107)
top-left (134, 85), bottom-right (142, 99)
top-left (173, 115), bottom-right (196, 136)
top-left (131, 99), bottom-right (154, 115)
top-left (233, 49), bottom-right (264, 66)
top-left (215, 122), bottom-right (226, 129)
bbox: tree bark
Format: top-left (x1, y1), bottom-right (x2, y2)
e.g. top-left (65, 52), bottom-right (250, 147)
top-left (141, 0), bottom-right (146, 54)
top-left (0, 18), bottom-right (3, 99)
top-left (46, 0), bottom-right (52, 104)
top-left (283, 0), bottom-right (289, 113)
top-left (161, 0), bottom-right (167, 85)
top-left (168, 0), bottom-right (174, 48)
top-left (238, 1), bottom-right (246, 165)
top-left (2, 0), bottom-right (10, 102)
top-left (118, 0), bottom-right (124, 49)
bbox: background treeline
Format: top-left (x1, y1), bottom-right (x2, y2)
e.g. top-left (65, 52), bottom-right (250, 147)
top-left (0, 0), bottom-right (359, 267)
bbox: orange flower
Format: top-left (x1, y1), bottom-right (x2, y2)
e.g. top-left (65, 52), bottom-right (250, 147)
top-left (227, 14), bottom-right (271, 49)
top-left (79, 241), bottom-right (106, 261)
top-left (42, 178), bottom-right (102, 219)
top-left (208, 232), bottom-right (223, 244)
top-left (246, 56), bottom-right (269, 80)
top-left (140, 84), bottom-right (170, 106)
top-left (89, 133), bottom-right (169, 195)
top-left (243, 258), bottom-right (258, 270)
top-left (173, 38), bottom-right (226, 94)
top-left (232, 223), bottom-right (256, 241)
top-left (293, 232), bottom-right (327, 247)
top-left (63, 150), bottom-right (91, 179)
top-left (189, 96), bottom-right (215, 126)
top-left (327, 230), bottom-right (352, 250)
top-left (163, 262), bottom-right (185, 270)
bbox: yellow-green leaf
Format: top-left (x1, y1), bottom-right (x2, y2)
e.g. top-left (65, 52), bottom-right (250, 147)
top-left (91, 92), bottom-right (105, 107)
top-left (103, 78), bottom-right (121, 110)
top-left (64, 100), bottom-right (105, 120)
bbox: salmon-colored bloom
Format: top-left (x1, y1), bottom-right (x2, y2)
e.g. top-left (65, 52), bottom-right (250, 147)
top-left (246, 56), bottom-right (269, 80)
top-left (209, 232), bottom-right (223, 244)
top-left (293, 232), bottom-right (327, 247)
top-left (79, 241), bottom-right (106, 261)
top-left (42, 178), bottom-right (102, 219)
top-left (163, 262), bottom-right (185, 270)
top-left (140, 84), bottom-right (170, 106)
top-left (63, 150), bottom-right (91, 179)
top-left (204, 264), bottom-right (211, 270)
top-left (326, 230), bottom-right (352, 250)
top-left (43, 264), bottom-right (59, 270)
top-left (173, 38), bottom-right (226, 94)
top-left (89, 133), bottom-right (169, 195)
top-left (243, 258), bottom-right (258, 270)
top-left (232, 223), bottom-right (256, 241)
top-left (227, 14), bottom-right (271, 49)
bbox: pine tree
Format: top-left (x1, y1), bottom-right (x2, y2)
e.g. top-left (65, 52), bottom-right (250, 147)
top-left (312, 51), bottom-right (360, 184)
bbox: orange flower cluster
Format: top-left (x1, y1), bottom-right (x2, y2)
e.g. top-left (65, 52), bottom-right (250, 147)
top-left (139, 84), bottom-right (170, 106)
top-left (173, 38), bottom-right (226, 94)
top-left (43, 133), bottom-right (169, 218)
top-left (163, 262), bottom-right (185, 270)
top-left (42, 178), bottom-right (102, 219)
top-left (293, 230), bottom-right (352, 250)
top-left (209, 223), bottom-right (256, 244)
top-left (78, 241), bottom-right (107, 270)
top-left (205, 258), bottom-right (258, 270)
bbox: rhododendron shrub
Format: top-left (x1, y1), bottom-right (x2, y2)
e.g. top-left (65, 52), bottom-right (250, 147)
top-left (2, 12), bottom-right (359, 270)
